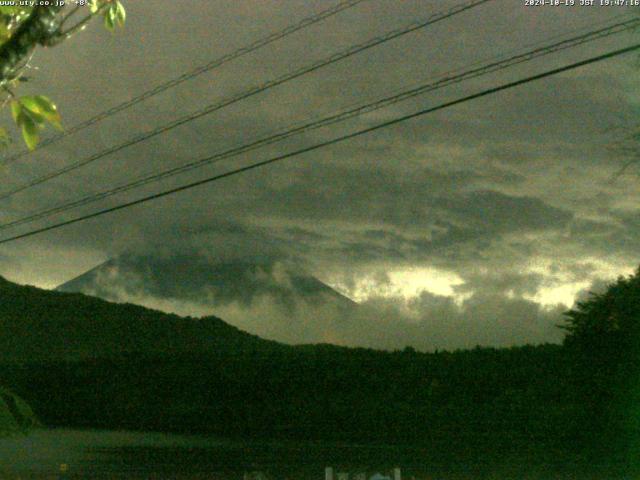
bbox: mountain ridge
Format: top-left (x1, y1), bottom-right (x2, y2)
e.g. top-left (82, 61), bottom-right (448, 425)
top-left (0, 274), bottom-right (276, 362)
top-left (55, 254), bottom-right (358, 344)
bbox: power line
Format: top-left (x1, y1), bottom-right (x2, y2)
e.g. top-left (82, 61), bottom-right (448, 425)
top-left (0, 0), bottom-right (492, 201)
top-left (1, 16), bottom-right (637, 231)
top-left (0, 42), bottom-right (637, 246)
top-left (0, 0), bottom-right (368, 164)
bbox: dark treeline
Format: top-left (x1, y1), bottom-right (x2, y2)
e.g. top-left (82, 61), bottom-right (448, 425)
top-left (0, 270), bottom-right (637, 476)
top-left (0, 346), bottom-right (588, 471)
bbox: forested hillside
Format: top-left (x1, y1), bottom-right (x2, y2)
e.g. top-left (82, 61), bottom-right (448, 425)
top-left (0, 275), bottom-right (273, 362)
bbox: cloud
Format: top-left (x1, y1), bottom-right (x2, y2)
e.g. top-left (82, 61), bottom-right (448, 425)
top-left (57, 250), bottom-right (567, 351)
top-left (215, 287), bottom-right (567, 351)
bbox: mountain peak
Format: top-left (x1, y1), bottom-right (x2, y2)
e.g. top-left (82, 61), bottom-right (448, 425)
top-left (57, 253), bottom-right (357, 345)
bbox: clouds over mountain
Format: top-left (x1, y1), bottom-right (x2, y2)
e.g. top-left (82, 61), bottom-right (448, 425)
top-left (57, 248), bottom-right (566, 351)
top-left (0, 1), bottom-right (637, 347)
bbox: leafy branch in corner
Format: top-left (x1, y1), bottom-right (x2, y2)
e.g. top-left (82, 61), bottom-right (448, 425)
top-left (0, 1), bottom-right (126, 150)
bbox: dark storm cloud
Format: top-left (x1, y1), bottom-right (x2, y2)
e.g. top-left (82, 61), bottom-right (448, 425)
top-left (433, 190), bottom-right (573, 233)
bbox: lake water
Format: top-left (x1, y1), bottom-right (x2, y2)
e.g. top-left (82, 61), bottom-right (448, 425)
top-left (0, 429), bottom-right (434, 479)
top-left (0, 429), bottom-right (612, 479)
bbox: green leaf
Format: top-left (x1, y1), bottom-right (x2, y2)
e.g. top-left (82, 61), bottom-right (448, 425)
top-left (17, 99), bottom-right (45, 124)
top-left (10, 96), bottom-right (63, 149)
top-left (103, 6), bottom-right (116, 31)
top-left (102, 2), bottom-right (125, 31)
top-left (115, 1), bottom-right (126, 27)
top-left (88, 0), bottom-right (101, 14)
top-left (20, 95), bottom-right (62, 130)
top-left (18, 112), bottom-right (40, 151)
top-left (10, 100), bottom-right (21, 123)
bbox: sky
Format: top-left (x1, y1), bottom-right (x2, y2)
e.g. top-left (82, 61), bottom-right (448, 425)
top-left (0, 0), bottom-right (638, 350)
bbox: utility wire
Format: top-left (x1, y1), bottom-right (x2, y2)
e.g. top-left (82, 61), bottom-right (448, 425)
top-left (0, 0), bottom-right (368, 164)
top-left (1, 17), bottom-right (637, 231)
top-left (0, 0), bottom-right (492, 201)
top-left (0, 42), bottom-right (637, 246)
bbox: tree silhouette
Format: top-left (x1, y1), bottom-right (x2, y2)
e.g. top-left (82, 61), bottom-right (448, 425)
top-left (562, 267), bottom-right (640, 471)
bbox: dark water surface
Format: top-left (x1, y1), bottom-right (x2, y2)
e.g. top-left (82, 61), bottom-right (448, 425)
top-left (0, 429), bottom-right (615, 479)
top-left (0, 429), bottom-right (425, 479)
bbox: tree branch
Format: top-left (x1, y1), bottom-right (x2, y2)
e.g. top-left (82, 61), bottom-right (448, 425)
top-left (0, 6), bottom-right (64, 83)
top-left (59, 4), bottom-right (82, 29)
top-left (51, 10), bottom-right (101, 45)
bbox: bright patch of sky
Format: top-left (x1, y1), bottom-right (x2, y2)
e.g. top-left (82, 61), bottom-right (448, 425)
top-left (329, 267), bottom-right (465, 303)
